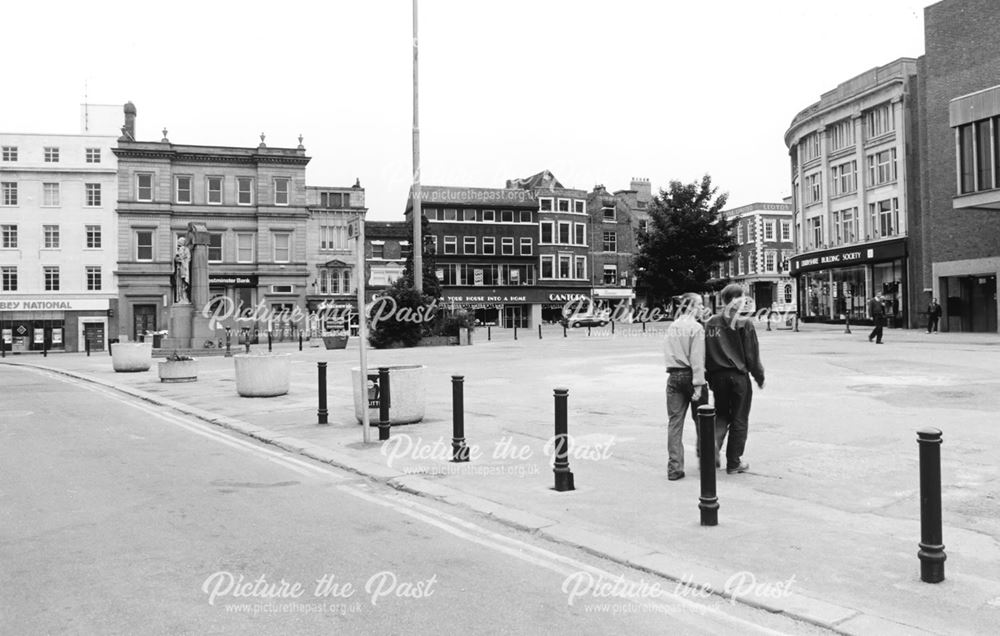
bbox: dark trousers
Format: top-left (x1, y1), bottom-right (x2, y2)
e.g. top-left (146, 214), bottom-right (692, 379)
top-left (869, 317), bottom-right (885, 342)
top-left (927, 316), bottom-right (939, 333)
top-left (707, 370), bottom-right (752, 468)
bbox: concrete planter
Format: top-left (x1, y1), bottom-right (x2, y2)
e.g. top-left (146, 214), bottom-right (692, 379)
top-left (158, 359), bottom-right (198, 382)
top-left (323, 335), bottom-right (349, 350)
top-left (234, 353), bottom-right (291, 397)
top-left (111, 342), bottom-right (153, 372)
top-left (351, 364), bottom-right (426, 425)
top-left (458, 329), bottom-right (473, 346)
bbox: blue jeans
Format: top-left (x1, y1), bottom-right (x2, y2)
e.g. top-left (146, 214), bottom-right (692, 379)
top-left (666, 370), bottom-right (707, 476)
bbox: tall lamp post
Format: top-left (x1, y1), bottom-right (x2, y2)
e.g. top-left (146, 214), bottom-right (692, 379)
top-left (412, 0), bottom-right (422, 294)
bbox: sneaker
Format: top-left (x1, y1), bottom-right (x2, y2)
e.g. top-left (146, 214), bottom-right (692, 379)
top-left (668, 472), bottom-right (685, 481)
top-left (726, 462), bottom-right (750, 474)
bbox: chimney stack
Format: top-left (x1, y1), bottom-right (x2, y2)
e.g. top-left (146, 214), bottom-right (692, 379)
top-left (120, 102), bottom-right (137, 141)
top-left (630, 177), bottom-right (651, 203)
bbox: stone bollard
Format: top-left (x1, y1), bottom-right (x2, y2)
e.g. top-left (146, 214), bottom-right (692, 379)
top-left (378, 367), bottom-right (391, 441)
top-left (917, 428), bottom-right (946, 583)
top-left (553, 388), bottom-right (575, 492)
top-left (317, 362), bottom-right (328, 425)
top-left (697, 405), bottom-right (719, 526)
top-left (451, 375), bottom-right (469, 462)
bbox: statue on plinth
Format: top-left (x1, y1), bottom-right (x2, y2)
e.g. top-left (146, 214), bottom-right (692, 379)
top-left (173, 237), bottom-right (191, 303)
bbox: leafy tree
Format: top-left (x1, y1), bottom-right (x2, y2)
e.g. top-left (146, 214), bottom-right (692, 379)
top-left (633, 175), bottom-right (737, 307)
top-left (401, 215), bottom-right (442, 299)
top-left (367, 278), bottom-right (425, 348)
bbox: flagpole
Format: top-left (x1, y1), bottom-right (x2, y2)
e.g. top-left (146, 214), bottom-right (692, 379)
top-left (412, 0), bottom-right (423, 294)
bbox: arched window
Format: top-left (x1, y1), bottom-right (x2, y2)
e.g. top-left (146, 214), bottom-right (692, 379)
top-left (784, 284), bottom-right (793, 304)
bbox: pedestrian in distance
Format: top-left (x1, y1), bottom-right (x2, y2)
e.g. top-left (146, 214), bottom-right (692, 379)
top-left (704, 284), bottom-right (765, 475)
top-left (927, 298), bottom-right (942, 334)
top-left (868, 294), bottom-right (887, 344)
top-left (663, 292), bottom-right (709, 481)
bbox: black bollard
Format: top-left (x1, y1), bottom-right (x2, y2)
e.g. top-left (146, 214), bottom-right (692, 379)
top-left (767, 312), bottom-right (772, 332)
top-left (225, 330), bottom-right (232, 357)
top-left (378, 367), bottom-right (391, 441)
top-left (917, 428), bottom-right (946, 583)
top-left (488, 325), bottom-right (491, 341)
top-left (317, 362), bottom-right (328, 425)
top-left (587, 326), bottom-right (591, 337)
top-left (43, 339), bottom-right (48, 357)
top-left (563, 323), bottom-right (567, 338)
top-left (697, 405), bottom-right (719, 526)
top-left (552, 388), bottom-right (575, 491)
top-left (642, 320), bottom-right (646, 333)
top-left (793, 315), bottom-right (800, 332)
top-left (451, 375), bottom-right (469, 462)
top-left (268, 331), bottom-right (272, 352)
top-left (844, 313), bottom-right (852, 334)
top-left (299, 332), bottom-right (303, 351)
top-left (86, 338), bottom-right (91, 357)
top-left (611, 320), bottom-right (615, 335)
top-left (514, 324), bottom-right (518, 341)
top-left (538, 324), bottom-right (542, 340)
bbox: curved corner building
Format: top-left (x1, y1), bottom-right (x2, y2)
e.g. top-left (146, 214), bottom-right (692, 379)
top-left (784, 58), bottom-right (921, 328)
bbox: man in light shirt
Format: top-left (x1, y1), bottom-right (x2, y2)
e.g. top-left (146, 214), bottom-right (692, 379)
top-left (663, 292), bottom-right (708, 481)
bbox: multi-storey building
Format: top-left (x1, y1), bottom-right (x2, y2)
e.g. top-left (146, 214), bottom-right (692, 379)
top-left (785, 58), bottom-right (921, 327)
top-left (587, 183), bottom-right (639, 317)
top-left (305, 183), bottom-right (365, 334)
top-left (716, 202), bottom-right (795, 313)
top-left (113, 104), bottom-right (311, 342)
top-left (364, 220), bottom-right (409, 300)
top-left (0, 104), bottom-right (120, 353)
top-left (917, 0), bottom-right (1000, 332)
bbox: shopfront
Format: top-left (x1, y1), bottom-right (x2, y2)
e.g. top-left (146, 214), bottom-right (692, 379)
top-left (441, 288), bottom-right (591, 328)
top-left (0, 298), bottom-right (111, 353)
top-left (592, 288), bottom-right (636, 322)
top-left (790, 238), bottom-right (908, 325)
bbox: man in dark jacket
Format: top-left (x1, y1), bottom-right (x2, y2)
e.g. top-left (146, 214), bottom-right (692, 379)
top-left (704, 284), bottom-right (765, 474)
top-left (927, 298), bottom-right (942, 333)
top-left (868, 295), bottom-right (886, 343)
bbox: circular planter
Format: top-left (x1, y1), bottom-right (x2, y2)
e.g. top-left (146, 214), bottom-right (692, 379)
top-left (351, 364), bottom-right (426, 425)
top-left (158, 359), bottom-right (198, 383)
top-left (234, 353), bottom-right (291, 397)
top-left (111, 342), bottom-right (153, 372)
top-left (323, 335), bottom-right (349, 350)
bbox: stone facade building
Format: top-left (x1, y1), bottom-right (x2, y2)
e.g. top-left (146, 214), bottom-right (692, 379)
top-left (717, 202), bottom-right (795, 313)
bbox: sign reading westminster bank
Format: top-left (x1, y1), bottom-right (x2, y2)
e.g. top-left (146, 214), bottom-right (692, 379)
top-left (0, 298), bottom-right (109, 311)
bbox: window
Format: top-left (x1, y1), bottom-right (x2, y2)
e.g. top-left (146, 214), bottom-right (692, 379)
top-left (320, 192), bottom-right (349, 208)
top-left (744, 221), bottom-right (753, 244)
top-left (1, 182), bottom-right (16, 206)
top-left (747, 254), bottom-right (755, 274)
top-left (574, 256), bottom-right (586, 279)
top-left (538, 198), bottom-right (553, 212)
top-left (865, 103), bottom-right (895, 138)
top-left (372, 243), bottom-right (385, 259)
top-left (603, 264), bottom-right (618, 285)
top-left (501, 237), bottom-right (514, 255)
top-left (558, 222), bottom-right (571, 244)
top-left (2, 225), bottom-right (18, 248)
top-left (500, 209), bottom-right (514, 223)
top-left (443, 209), bottom-right (458, 221)
top-left (175, 176), bottom-right (192, 204)
top-left (482, 237), bottom-right (495, 255)
top-left (519, 237), bottom-right (532, 255)
top-left (207, 177), bottom-right (223, 204)
top-left (868, 198), bottom-right (899, 238)
top-left (638, 219), bottom-right (648, 233)
top-left (833, 207), bottom-right (858, 245)
top-left (44, 266), bottom-right (60, 291)
top-left (463, 209), bottom-right (477, 222)
top-left (424, 208), bottom-right (438, 221)
top-left (342, 270), bottom-right (352, 294)
top-left (273, 232), bottom-right (291, 262)
top-left (574, 223), bottom-right (586, 245)
top-left (557, 199), bottom-right (570, 213)
top-left (237, 233), bottom-right (254, 262)
top-left (780, 221), bottom-right (791, 242)
top-left (957, 119), bottom-right (996, 194)
top-left (540, 222), bottom-right (553, 244)
top-left (764, 251), bottom-right (776, 272)
top-left (1, 266), bottom-right (15, 291)
top-left (237, 177), bottom-right (253, 205)
top-left (44, 147), bottom-right (59, 162)
top-left (85, 183), bottom-right (101, 207)
top-left (976, 120), bottom-right (993, 191)
top-left (464, 236), bottom-right (476, 254)
top-left (482, 209), bottom-right (495, 222)
top-left (827, 119), bottom-right (855, 152)
top-left (1, 146), bottom-right (16, 161)
top-left (867, 148), bottom-right (897, 185)
top-left (804, 172), bottom-right (822, 204)
top-left (800, 132), bottom-right (821, 162)
top-left (520, 210), bottom-right (532, 223)
top-left (208, 233), bottom-right (223, 262)
top-left (136, 230), bottom-right (153, 261)
top-left (763, 220), bottom-right (775, 241)
top-left (573, 200), bottom-right (585, 214)
top-left (737, 255), bottom-right (745, 276)
top-left (86, 266), bottom-right (102, 291)
top-left (274, 178), bottom-right (289, 205)
top-left (443, 236), bottom-right (457, 255)
top-left (43, 225), bottom-right (60, 249)
top-left (784, 284), bottom-right (793, 303)
top-left (85, 148), bottom-right (101, 163)
top-left (558, 254), bottom-right (571, 278)
top-left (137, 173), bottom-right (153, 201)
top-left (810, 217), bottom-right (823, 247)
top-left (831, 160), bottom-right (857, 196)
top-left (43, 182), bottom-right (60, 206)
top-left (736, 222), bottom-right (743, 244)
top-left (319, 224), bottom-right (347, 251)
top-left (603, 231), bottom-right (617, 252)
top-left (602, 206), bottom-right (616, 221)
top-left (86, 225), bottom-right (102, 249)
top-left (541, 255), bottom-right (554, 279)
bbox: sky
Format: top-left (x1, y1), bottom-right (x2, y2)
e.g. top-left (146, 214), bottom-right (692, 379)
top-left (2, 0), bottom-right (932, 220)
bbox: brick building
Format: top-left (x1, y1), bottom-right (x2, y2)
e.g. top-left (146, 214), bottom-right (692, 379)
top-left (364, 220), bottom-right (410, 298)
top-left (917, 0), bottom-right (1000, 332)
top-left (587, 183), bottom-right (640, 317)
top-left (717, 202), bottom-right (796, 313)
